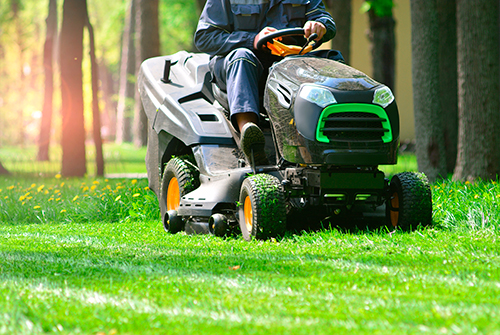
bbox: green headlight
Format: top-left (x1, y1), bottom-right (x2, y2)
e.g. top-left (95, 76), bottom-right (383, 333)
top-left (373, 86), bottom-right (394, 108)
top-left (299, 85), bottom-right (337, 108)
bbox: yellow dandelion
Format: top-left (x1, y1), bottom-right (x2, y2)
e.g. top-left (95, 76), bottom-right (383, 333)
top-left (56, 198), bottom-right (61, 202)
top-left (82, 186), bottom-right (89, 192)
top-left (72, 195), bottom-right (79, 202)
top-left (132, 193), bottom-right (140, 198)
top-left (144, 186), bottom-right (150, 191)
top-left (93, 180), bottom-right (100, 185)
top-left (48, 198), bottom-right (54, 202)
top-left (131, 179), bottom-right (138, 185)
top-left (31, 183), bottom-right (36, 189)
top-left (474, 194), bottom-right (480, 199)
top-left (61, 182), bottom-right (65, 187)
top-left (19, 192), bottom-right (30, 202)
top-left (55, 174), bottom-right (61, 179)
top-left (465, 181), bottom-right (471, 185)
top-left (4, 196), bottom-right (8, 200)
top-left (27, 196), bottom-right (33, 200)
top-left (0, 189), bottom-right (2, 193)
top-left (105, 179), bottom-right (109, 182)
top-left (60, 209), bottom-right (67, 213)
top-left (115, 195), bottom-right (122, 202)
top-left (90, 185), bottom-right (97, 191)
top-left (7, 185), bottom-right (15, 190)
top-left (34, 205), bottom-right (41, 209)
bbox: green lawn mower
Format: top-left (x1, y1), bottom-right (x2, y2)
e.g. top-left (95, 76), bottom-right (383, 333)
top-left (138, 28), bottom-right (432, 240)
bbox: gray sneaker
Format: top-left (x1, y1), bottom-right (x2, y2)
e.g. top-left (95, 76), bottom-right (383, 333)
top-left (240, 122), bottom-right (269, 166)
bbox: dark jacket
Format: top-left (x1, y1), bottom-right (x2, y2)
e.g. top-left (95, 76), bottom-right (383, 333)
top-left (194, 0), bottom-right (336, 57)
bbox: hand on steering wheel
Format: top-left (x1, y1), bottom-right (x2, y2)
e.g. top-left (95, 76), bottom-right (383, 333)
top-left (254, 27), bottom-right (323, 57)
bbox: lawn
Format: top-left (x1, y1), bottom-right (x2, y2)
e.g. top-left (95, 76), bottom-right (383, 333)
top-left (0, 153), bottom-right (499, 334)
top-left (0, 143), bottom-right (147, 177)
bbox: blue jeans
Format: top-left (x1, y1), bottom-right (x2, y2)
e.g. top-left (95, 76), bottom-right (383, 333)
top-left (209, 48), bottom-right (280, 128)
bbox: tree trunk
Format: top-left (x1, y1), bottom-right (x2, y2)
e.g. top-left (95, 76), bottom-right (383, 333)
top-left (60, 0), bottom-right (87, 177)
top-left (37, 0), bottom-right (58, 162)
top-left (84, 6), bottom-right (104, 177)
top-left (0, 161), bottom-right (9, 175)
top-left (437, 0), bottom-right (458, 174)
top-left (367, 8), bottom-right (396, 91)
top-left (324, 0), bottom-right (351, 64)
top-left (410, 0), bottom-right (447, 181)
top-left (134, 0), bottom-right (160, 148)
top-left (12, 0), bottom-right (26, 147)
top-left (453, 0), bottom-right (500, 181)
top-left (196, 0), bottom-right (206, 15)
top-left (116, 0), bottom-right (136, 144)
top-left (99, 61), bottom-right (117, 140)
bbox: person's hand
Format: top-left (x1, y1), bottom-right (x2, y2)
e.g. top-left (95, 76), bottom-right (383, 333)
top-left (254, 27), bottom-right (277, 50)
top-left (303, 21), bottom-right (326, 41)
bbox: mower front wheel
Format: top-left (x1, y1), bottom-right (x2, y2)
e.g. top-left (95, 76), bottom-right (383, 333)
top-left (386, 172), bottom-right (432, 231)
top-left (238, 174), bottom-right (286, 241)
top-left (159, 157), bottom-right (199, 233)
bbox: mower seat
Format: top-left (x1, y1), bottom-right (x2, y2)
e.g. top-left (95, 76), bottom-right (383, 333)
top-left (212, 83), bottom-right (230, 112)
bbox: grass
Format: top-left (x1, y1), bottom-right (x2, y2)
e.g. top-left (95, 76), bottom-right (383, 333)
top-left (0, 143), bottom-right (147, 177)
top-left (1, 151), bottom-right (500, 334)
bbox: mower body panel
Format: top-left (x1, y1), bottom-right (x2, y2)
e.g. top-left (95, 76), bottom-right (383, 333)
top-left (265, 57), bottom-right (399, 166)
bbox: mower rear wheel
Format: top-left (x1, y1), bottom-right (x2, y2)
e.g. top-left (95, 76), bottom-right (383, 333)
top-left (386, 172), bottom-right (432, 231)
top-left (238, 174), bottom-right (286, 241)
top-left (160, 157), bottom-right (199, 233)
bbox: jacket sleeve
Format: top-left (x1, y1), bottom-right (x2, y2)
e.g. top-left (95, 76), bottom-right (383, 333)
top-left (306, 0), bottom-right (336, 43)
top-left (194, 0), bottom-right (257, 57)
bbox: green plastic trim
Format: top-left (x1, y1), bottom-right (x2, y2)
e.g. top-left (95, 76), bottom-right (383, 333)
top-left (316, 103), bottom-right (393, 144)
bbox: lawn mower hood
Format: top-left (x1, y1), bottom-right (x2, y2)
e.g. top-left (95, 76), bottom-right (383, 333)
top-left (265, 56), bottom-right (400, 166)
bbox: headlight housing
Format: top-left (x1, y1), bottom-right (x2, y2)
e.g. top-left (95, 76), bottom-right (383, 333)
top-left (299, 85), bottom-right (337, 108)
top-left (372, 86), bottom-right (394, 108)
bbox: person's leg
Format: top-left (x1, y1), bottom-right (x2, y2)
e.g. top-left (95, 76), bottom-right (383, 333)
top-left (223, 48), bottom-right (263, 131)
top-left (221, 48), bottom-right (268, 165)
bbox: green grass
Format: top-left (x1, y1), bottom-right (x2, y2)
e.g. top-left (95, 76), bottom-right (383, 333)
top-left (0, 143), bottom-right (147, 177)
top-left (1, 155), bottom-right (500, 334)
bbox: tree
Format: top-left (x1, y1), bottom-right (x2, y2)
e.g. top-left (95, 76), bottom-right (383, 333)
top-left (437, 0), bottom-right (458, 173)
top-left (84, 3), bottom-right (104, 176)
top-left (11, 0), bottom-right (26, 147)
top-left (410, 0), bottom-right (447, 181)
top-left (116, 0), bottom-right (136, 144)
top-left (134, 0), bottom-right (160, 147)
top-left (363, 0), bottom-right (396, 91)
top-left (325, 0), bottom-right (351, 64)
top-left (60, 0), bottom-right (87, 177)
top-left (37, 0), bottom-right (57, 162)
top-left (0, 160), bottom-right (9, 175)
top-left (453, 0), bottom-right (500, 181)
top-left (195, 0), bottom-right (206, 14)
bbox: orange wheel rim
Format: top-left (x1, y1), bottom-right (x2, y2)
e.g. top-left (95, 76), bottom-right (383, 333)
top-left (390, 192), bottom-right (399, 227)
top-left (244, 196), bottom-right (253, 233)
top-left (167, 177), bottom-right (180, 211)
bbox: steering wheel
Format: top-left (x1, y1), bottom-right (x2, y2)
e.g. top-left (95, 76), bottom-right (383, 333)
top-left (255, 28), bottom-right (323, 57)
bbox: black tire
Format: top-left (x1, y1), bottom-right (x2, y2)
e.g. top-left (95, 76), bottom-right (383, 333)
top-left (165, 210), bottom-right (184, 233)
top-left (159, 157), bottom-right (199, 233)
top-left (209, 213), bottom-right (229, 237)
top-left (386, 172), bottom-right (432, 231)
top-left (238, 174), bottom-right (286, 241)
